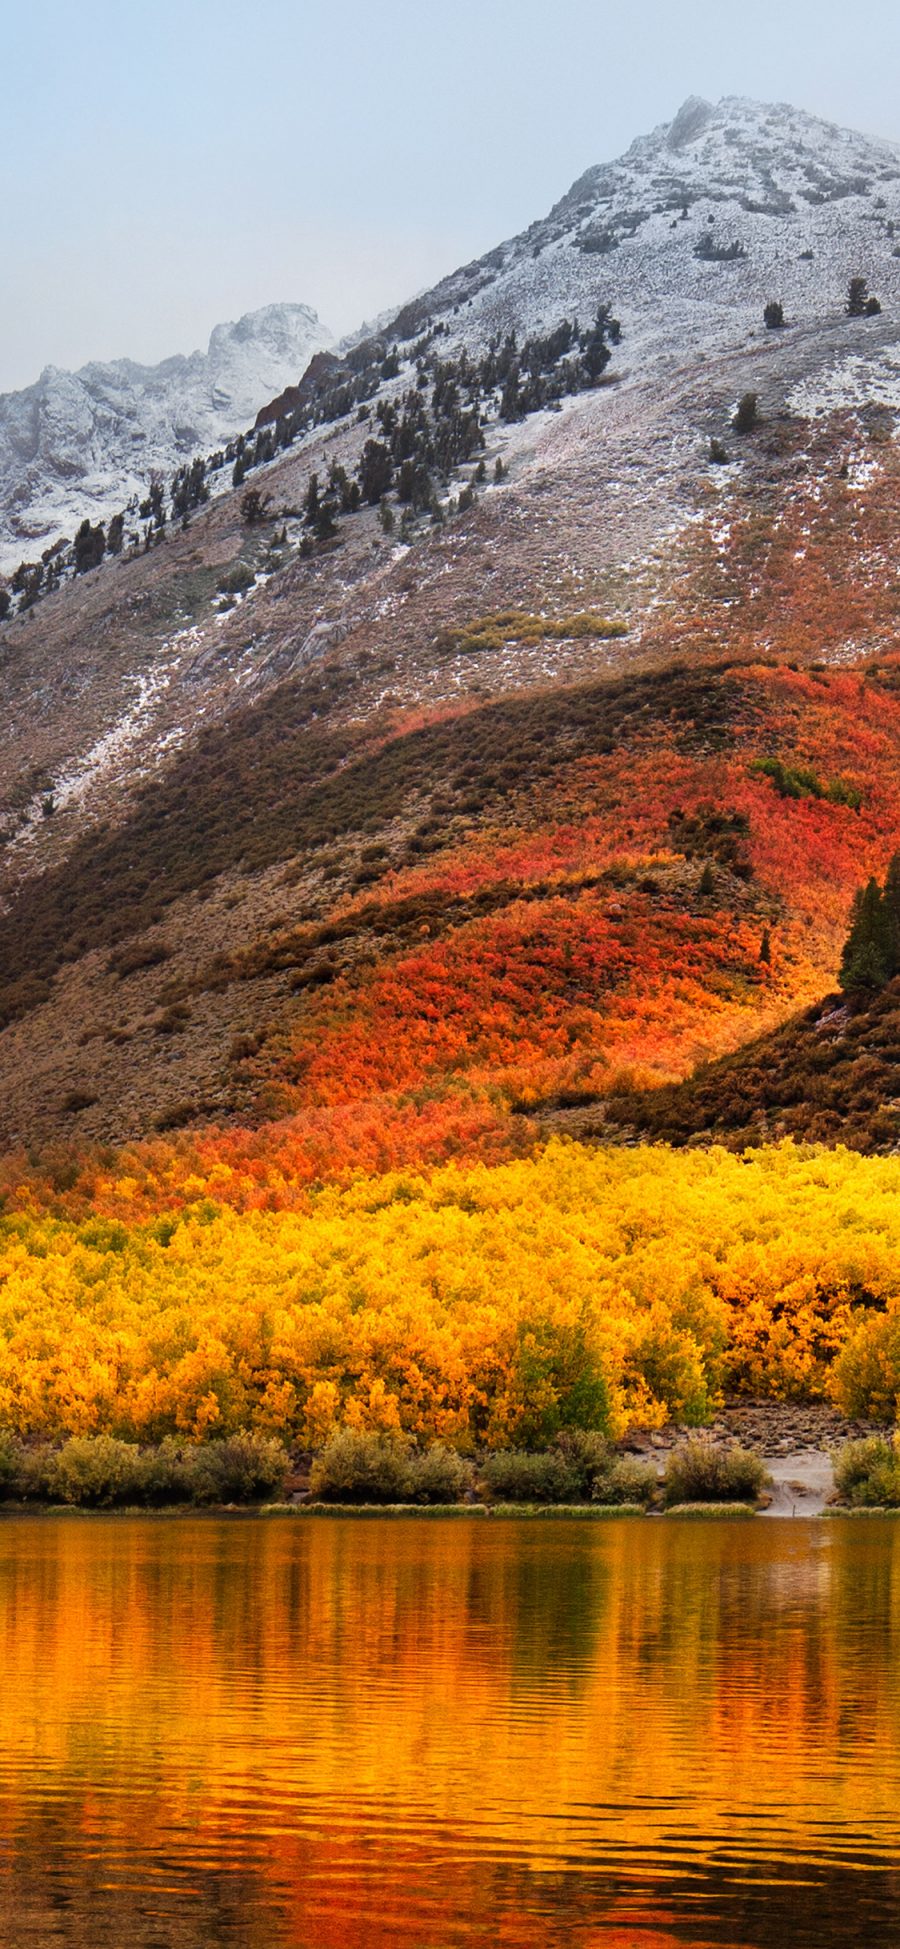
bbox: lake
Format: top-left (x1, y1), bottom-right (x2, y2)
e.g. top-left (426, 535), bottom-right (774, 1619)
top-left (0, 1514), bottom-right (897, 1946)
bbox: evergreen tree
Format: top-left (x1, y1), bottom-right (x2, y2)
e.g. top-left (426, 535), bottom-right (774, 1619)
top-left (499, 367), bottom-right (522, 422)
top-left (358, 440), bottom-right (394, 504)
top-left (106, 512), bottom-right (125, 555)
top-left (73, 519), bottom-right (106, 574)
top-left (847, 276), bottom-right (871, 317)
top-left (147, 474), bottom-right (166, 528)
top-left (882, 851), bottom-right (900, 969)
top-left (315, 493), bottom-right (339, 541)
top-left (733, 392), bottom-right (759, 434)
top-left (304, 473), bottom-right (321, 526)
top-left (241, 488), bottom-right (273, 525)
top-left (581, 304), bottom-right (621, 381)
top-left (763, 300), bottom-right (785, 329)
top-left (839, 877), bottom-right (894, 990)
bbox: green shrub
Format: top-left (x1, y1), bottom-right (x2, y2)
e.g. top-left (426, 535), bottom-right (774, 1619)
top-left (662, 1441), bottom-right (769, 1507)
top-left (479, 1450), bottom-right (580, 1503)
top-left (752, 756), bottom-right (862, 810)
top-left (479, 1435), bottom-right (658, 1507)
top-left (593, 1455), bottom-right (659, 1506)
top-left (36, 1435), bottom-right (148, 1507)
top-left (406, 1444), bottom-right (473, 1504)
top-left (11, 1432), bottom-right (289, 1507)
top-left (126, 1439), bottom-right (196, 1504)
top-left (446, 611), bottom-right (628, 656)
top-left (308, 1435), bottom-right (472, 1506)
top-left (217, 562), bottom-right (255, 596)
top-left (0, 1432), bottom-right (23, 1495)
top-left (309, 1430), bottom-right (414, 1503)
top-left (181, 1433), bottom-right (290, 1504)
top-left (553, 1428), bottom-right (612, 1489)
top-left (833, 1436), bottom-right (900, 1506)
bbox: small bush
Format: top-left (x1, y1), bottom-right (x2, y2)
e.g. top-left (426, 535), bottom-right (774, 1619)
top-left (479, 1450), bottom-right (580, 1504)
top-left (662, 1441), bottom-right (769, 1507)
top-left (553, 1428), bottom-right (611, 1487)
top-left (308, 1434), bottom-right (473, 1505)
top-left (108, 938), bottom-right (171, 978)
top-left (35, 1435), bottom-right (148, 1507)
top-left (309, 1430), bottom-right (414, 1503)
top-left (217, 562), bottom-right (256, 596)
top-left (0, 1433), bottom-right (23, 1494)
top-left (733, 392), bottom-right (759, 435)
top-left (752, 756), bottom-right (861, 809)
top-left (183, 1433), bottom-right (290, 1504)
top-left (445, 611), bottom-right (628, 657)
top-left (407, 1444), bottom-right (473, 1504)
top-left (694, 235), bottom-right (746, 263)
top-left (61, 1089), bottom-right (97, 1114)
top-left (593, 1455), bottom-right (658, 1506)
top-left (833, 1436), bottom-right (900, 1506)
top-left (154, 1001), bottom-right (191, 1035)
top-left (10, 1433), bottom-right (290, 1507)
top-left (478, 1435), bottom-right (657, 1507)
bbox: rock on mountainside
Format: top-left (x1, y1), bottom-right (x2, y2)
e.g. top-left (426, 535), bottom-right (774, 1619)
top-left (0, 303), bottom-right (332, 569)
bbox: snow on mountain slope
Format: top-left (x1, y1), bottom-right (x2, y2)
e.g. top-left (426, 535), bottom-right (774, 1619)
top-left (0, 303), bottom-right (332, 569)
top-left (385, 95), bottom-right (900, 368)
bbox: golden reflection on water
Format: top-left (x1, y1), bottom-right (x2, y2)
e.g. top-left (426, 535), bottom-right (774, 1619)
top-left (0, 1516), bottom-right (899, 1947)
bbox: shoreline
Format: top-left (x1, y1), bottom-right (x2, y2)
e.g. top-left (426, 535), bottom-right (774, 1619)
top-left (0, 1406), bottom-right (890, 1519)
top-left (0, 1495), bottom-right (894, 1520)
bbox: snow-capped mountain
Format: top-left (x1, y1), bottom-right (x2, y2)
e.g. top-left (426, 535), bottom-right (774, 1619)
top-left (379, 95), bottom-right (900, 365)
top-left (8, 96), bottom-right (900, 1151)
top-left (0, 303), bottom-right (332, 570)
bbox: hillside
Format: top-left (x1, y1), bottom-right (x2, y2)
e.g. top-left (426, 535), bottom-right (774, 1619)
top-left (606, 977), bottom-right (900, 1153)
top-left (2, 100), bottom-right (900, 1153)
top-left (3, 97), bottom-right (900, 1438)
top-left (378, 93), bottom-right (900, 361)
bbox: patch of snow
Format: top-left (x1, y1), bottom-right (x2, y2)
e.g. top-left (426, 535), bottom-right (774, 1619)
top-left (789, 350), bottom-right (900, 415)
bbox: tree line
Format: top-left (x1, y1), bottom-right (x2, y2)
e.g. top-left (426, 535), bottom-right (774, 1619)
top-left (0, 305), bottom-right (622, 620)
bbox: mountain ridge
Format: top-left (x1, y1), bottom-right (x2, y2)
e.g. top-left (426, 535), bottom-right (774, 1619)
top-left (0, 301), bottom-right (332, 570)
top-left (358, 92), bottom-right (900, 362)
top-left (2, 94), bottom-right (900, 1164)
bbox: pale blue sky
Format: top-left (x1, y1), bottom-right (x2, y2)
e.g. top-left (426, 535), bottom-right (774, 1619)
top-left (2, 0), bottom-right (900, 391)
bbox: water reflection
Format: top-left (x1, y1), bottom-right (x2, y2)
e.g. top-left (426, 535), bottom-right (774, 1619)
top-left (0, 1516), bottom-right (898, 1946)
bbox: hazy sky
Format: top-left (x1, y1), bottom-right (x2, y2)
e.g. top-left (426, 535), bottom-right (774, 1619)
top-left (3, 0), bottom-right (900, 392)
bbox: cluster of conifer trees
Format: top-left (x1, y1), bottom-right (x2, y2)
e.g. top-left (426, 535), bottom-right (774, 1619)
top-left (840, 854), bottom-right (900, 991)
top-left (284, 306), bottom-right (621, 543)
top-left (0, 304), bottom-right (621, 621)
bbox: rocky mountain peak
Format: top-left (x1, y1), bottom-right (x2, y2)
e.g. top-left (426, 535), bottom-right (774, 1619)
top-left (666, 96), bottom-right (715, 149)
top-left (0, 303), bottom-right (333, 570)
